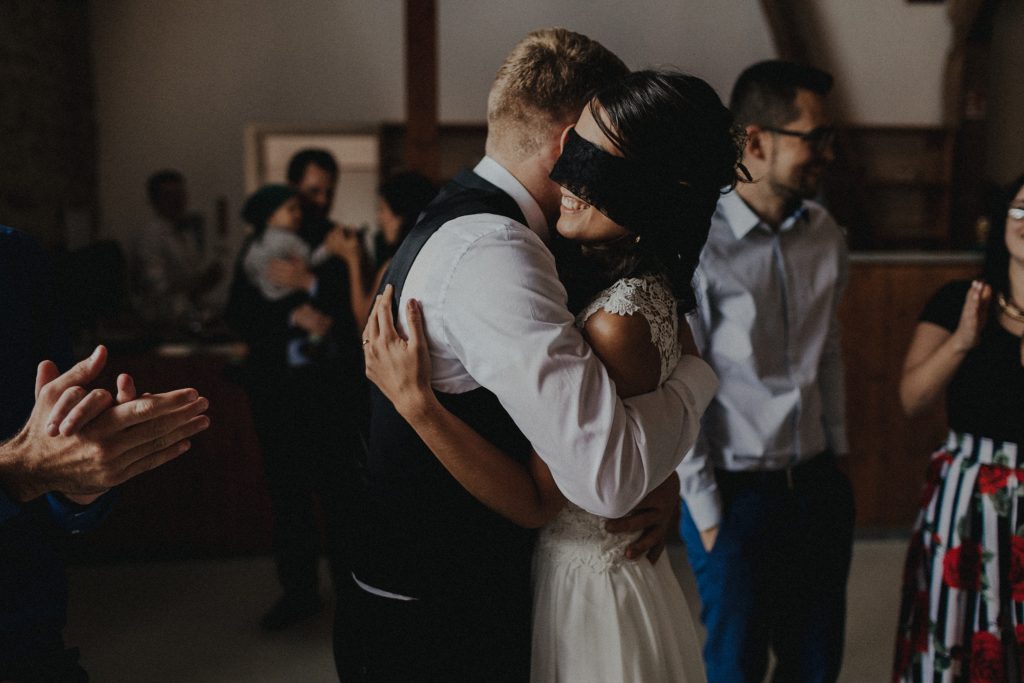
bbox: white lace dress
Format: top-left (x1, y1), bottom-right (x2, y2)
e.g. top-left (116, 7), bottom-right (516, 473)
top-left (530, 275), bottom-right (707, 683)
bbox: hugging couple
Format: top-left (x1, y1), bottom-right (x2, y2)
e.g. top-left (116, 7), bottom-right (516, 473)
top-left (338, 27), bottom-right (745, 683)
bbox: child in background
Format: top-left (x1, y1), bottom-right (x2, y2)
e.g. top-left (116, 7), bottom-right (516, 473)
top-left (241, 184), bottom-right (332, 352)
top-left (241, 184), bottom-right (331, 301)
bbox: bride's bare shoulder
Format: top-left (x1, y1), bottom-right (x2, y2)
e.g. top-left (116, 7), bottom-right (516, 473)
top-left (582, 309), bottom-right (660, 398)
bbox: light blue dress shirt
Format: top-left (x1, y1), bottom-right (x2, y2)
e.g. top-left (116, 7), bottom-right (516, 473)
top-left (678, 190), bottom-right (849, 531)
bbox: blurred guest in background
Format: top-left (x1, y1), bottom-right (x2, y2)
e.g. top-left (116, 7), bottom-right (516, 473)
top-left (132, 170), bottom-right (223, 329)
top-left (677, 60), bottom-right (853, 683)
top-left (287, 149), bottom-right (340, 249)
top-left (240, 185), bottom-right (332, 304)
top-left (893, 175), bottom-right (1024, 682)
top-left (330, 171), bottom-right (437, 324)
top-left (225, 179), bottom-right (366, 632)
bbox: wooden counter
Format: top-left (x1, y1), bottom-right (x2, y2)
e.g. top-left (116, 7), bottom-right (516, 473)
top-left (840, 252), bottom-right (981, 529)
top-left (72, 344), bottom-right (275, 560)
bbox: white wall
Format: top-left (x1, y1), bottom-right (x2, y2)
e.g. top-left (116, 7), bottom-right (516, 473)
top-left (812, 0), bottom-right (949, 125)
top-left (91, 1), bottom-right (954, 259)
top-left (437, 0), bottom-right (774, 121)
top-left (91, 1), bottom-right (403, 253)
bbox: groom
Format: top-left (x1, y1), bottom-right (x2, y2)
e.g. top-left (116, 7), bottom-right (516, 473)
top-left (338, 29), bottom-right (719, 682)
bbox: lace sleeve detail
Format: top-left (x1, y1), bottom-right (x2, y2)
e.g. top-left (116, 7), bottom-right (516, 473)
top-left (576, 275), bottom-right (681, 383)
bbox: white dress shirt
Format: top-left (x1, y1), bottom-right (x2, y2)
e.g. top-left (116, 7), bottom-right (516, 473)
top-left (132, 214), bottom-right (203, 309)
top-left (398, 157), bottom-right (719, 518)
top-left (677, 189), bottom-right (849, 531)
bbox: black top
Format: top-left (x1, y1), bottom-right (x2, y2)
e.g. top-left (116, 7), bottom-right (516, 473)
top-left (298, 213), bottom-right (333, 253)
top-left (920, 279), bottom-right (1024, 443)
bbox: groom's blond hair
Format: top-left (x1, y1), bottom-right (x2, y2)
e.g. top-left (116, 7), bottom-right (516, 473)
top-left (486, 28), bottom-right (628, 161)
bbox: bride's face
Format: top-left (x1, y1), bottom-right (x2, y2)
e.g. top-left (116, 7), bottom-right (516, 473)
top-left (555, 104), bottom-right (630, 244)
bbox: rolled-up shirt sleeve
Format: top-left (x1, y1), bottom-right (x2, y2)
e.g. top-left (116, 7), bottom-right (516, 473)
top-left (439, 225), bottom-right (719, 518)
top-left (676, 273), bottom-right (723, 531)
top-left (677, 436), bottom-right (723, 532)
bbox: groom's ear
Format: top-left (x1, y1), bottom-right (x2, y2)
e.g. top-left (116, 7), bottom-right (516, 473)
top-left (558, 125), bottom-right (573, 154)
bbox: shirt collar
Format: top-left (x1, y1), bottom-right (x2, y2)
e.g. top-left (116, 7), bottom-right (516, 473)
top-left (718, 189), bottom-right (809, 239)
top-left (473, 156), bottom-right (549, 241)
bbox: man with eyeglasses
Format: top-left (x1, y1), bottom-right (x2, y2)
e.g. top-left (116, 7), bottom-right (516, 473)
top-left (676, 60), bottom-right (854, 682)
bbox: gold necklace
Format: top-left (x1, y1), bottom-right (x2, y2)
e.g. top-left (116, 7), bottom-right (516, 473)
top-left (997, 292), bottom-right (1024, 323)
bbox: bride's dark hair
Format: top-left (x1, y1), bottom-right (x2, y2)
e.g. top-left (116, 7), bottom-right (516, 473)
top-left (556, 69), bottom-right (746, 315)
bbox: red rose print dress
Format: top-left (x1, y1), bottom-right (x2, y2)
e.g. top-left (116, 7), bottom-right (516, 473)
top-left (894, 281), bottom-right (1024, 682)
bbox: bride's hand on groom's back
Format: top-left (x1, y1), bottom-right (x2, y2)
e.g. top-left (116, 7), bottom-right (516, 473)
top-left (363, 285), bottom-right (435, 420)
top-left (604, 473), bottom-right (681, 564)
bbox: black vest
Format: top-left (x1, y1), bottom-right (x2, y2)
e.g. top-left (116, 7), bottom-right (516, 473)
top-left (355, 170), bottom-right (536, 602)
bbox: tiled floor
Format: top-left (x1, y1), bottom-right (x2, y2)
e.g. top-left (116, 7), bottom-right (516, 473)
top-left (64, 539), bottom-right (906, 682)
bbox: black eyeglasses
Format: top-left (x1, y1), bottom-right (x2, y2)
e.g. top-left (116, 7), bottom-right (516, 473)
top-left (762, 126), bottom-right (836, 154)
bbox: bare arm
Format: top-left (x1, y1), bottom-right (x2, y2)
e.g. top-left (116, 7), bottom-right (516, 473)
top-left (326, 227), bottom-right (376, 325)
top-left (580, 309), bottom-right (661, 399)
top-left (363, 286), bottom-right (565, 528)
top-left (582, 308), bottom-right (684, 561)
top-left (900, 280), bottom-right (990, 417)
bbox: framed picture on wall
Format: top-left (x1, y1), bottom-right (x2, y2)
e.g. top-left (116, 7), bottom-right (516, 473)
top-left (379, 123), bottom-right (487, 182)
top-left (244, 123), bottom-right (381, 232)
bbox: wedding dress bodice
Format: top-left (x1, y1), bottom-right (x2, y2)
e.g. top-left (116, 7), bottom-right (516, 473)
top-left (576, 274), bottom-right (680, 384)
top-left (536, 275), bottom-right (680, 572)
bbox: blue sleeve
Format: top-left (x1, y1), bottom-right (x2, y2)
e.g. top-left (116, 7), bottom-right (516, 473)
top-left (44, 490), bottom-right (117, 534)
top-left (0, 489), bottom-right (117, 532)
top-left (0, 489), bottom-right (23, 524)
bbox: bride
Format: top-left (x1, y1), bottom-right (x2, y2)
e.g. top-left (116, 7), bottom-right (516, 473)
top-left (362, 69), bottom-right (745, 682)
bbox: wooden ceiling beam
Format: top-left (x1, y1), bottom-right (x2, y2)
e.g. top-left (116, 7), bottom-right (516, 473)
top-left (758, 0), bottom-right (812, 64)
top-left (404, 0), bottom-right (440, 181)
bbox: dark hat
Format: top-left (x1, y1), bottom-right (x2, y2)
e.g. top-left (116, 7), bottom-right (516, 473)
top-left (241, 184), bottom-right (297, 234)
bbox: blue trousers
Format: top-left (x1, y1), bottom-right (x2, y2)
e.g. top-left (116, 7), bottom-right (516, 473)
top-left (679, 453), bottom-right (855, 683)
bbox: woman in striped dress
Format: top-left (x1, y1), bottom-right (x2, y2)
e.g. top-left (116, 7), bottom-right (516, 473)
top-left (894, 175), bottom-right (1024, 682)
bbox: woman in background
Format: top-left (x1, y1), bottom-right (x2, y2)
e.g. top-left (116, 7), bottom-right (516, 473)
top-left (894, 175), bottom-right (1024, 682)
top-left (330, 171), bottom-right (436, 324)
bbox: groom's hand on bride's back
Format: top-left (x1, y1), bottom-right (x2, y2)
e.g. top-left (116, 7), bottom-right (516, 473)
top-left (604, 473), bottom-right (681, 564)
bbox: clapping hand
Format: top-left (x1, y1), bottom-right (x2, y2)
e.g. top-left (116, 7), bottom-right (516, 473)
top-left (362, 284), bottom-right (434, 419)
top-left (952, 280), bottom-right (991, 354)
top-left (2, 346), bottom-right (210, 504)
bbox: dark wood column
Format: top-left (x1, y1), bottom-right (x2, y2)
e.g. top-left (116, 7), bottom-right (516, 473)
top-left (945, 0), bottom-right (998, 248)
top-left (758, 0), bottom-right (811, 64)
top-left (404, 0), bottom-right (440, 181)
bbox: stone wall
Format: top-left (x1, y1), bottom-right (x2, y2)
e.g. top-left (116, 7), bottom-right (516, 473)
top-left (0, 0), bottom-right (96, 248)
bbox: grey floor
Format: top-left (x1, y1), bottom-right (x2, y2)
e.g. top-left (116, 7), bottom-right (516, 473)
top-left (65, 539), bottom-right (905, 682)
